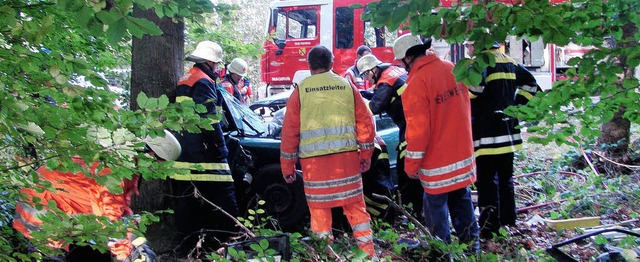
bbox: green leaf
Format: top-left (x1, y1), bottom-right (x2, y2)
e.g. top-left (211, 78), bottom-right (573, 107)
top-left (259, 238), bottom-right (269, 249)
top-left (126, 16), bottom-right (163, 38)
top-left (106, 18), bottom-right (128, 44)
top-left (137, 92), bottom-right (150, 109)
top-left (96, 10), bottom-right (120, 25)
top-left (158, 95), bottom-right (169, 109)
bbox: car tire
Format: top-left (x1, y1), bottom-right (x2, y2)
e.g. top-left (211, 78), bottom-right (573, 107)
top-left (252, 164), bottom-right (308, 231)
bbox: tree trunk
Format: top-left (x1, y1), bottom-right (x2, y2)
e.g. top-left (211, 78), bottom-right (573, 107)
top-left (598, 106), bottom-right (630, 157)
top-left (597, 21), bottom-right (637, 159)
top-left (129, 5), bottom-right (184, 254)
top-left (130, 7), bottom-right (184, 110)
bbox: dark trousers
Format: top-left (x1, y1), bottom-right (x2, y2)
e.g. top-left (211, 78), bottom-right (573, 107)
top-left (475, 153), bottom-right (516, 238)
top-left (397, 156), bottom-right (424, 221)
top-left (172, 180), bottom-right (238, 254)
top-left (422, 187), bottom-right (479, 251)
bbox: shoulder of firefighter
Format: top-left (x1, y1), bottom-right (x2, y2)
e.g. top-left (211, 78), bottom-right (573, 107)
top-left (281, 71), bottom-right (375, 160)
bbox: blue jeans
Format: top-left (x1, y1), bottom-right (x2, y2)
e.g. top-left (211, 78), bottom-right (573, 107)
top-left (422, 187), bottom-right (479, 251)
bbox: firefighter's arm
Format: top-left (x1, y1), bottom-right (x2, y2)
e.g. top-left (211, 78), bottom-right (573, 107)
top-left (368, 82), bottom-right (394, 115)
top-left (468, 69), bottom-right (487, 99)
top-left (344, 71), bottom-right (358, 90)
top-left (402, 78), bottom-right (430, 178)
top-left (354, 87), bottom-right (376, 163)
top-left (280, 89), bottom-right (301, 179)
top-left (514, 64), bottom-right (541, 105)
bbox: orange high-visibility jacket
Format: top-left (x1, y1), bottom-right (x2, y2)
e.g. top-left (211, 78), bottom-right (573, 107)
top-left (403, 53), bottom-right (476, 195)
top-left (13, 156), bottom-right (137, 240)
top-left (280, 71), bottom-right (376, 209)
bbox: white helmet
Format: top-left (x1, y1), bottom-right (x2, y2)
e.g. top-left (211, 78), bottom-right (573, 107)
top-left (356, 54), bottom-right (382, 75)
top-left (144, 130), bottom-right (182, 161)
top-left (227, 58), bottom-right (248, 76)
top-left (186, 41), bottom-right (224, 63)
top-left (393, 34), bottom-right (424, 60)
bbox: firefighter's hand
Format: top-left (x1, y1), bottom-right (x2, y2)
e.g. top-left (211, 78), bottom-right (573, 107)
top-left (360, 159), bottom-right (371, 172)
top-left (283, 173), bottom-right (296, 183)
top-left (407, 173), bottom-right (420, 179)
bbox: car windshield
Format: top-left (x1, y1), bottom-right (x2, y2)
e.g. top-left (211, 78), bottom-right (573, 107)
top-left (220, 87), bottom-right (268, 137)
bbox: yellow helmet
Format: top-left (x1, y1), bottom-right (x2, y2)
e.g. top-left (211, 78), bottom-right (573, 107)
top-left (186, 41), bottom-right (224, 63)
top-left (356, 54), bottom-right (382, 75)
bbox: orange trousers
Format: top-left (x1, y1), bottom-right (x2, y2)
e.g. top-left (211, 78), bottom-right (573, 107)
top-left (310, 201), bottom-right (375, 257)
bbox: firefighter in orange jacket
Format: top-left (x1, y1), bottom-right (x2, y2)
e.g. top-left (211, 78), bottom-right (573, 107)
top-left (280, 45), bottom-right (378, 258)
top-left (393, 34), bottom-right (479, 251)
top-left (13, 130), bottom-right (181, 261)
top-left (220, 58), bottom-right (252, 104)
top-left (357, 53), bottom-right (424, 221)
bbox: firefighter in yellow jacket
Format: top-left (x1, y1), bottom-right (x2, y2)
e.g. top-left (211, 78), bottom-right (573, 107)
top-left (280, 45), bottom-right (377, 258)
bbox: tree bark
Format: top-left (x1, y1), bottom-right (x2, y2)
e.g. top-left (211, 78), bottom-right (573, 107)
top-left (129, 5), bottom-right (184, 254)
top-left (130, 6), bottom-right (184, 110)
top-left (597, 21), bottom-right (637, 159)
top-left (598, 106), bottom-right (630, 157)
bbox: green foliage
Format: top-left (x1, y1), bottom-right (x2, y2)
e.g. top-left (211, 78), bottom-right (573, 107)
top-left (185, 4), bottom-right (263, 63)
top-left (0, 0), bottom-right (233, 259)
top-left (365, 0), bottom-right (640, 147)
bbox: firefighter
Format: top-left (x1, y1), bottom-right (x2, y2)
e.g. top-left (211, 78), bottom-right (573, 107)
top-left (13, 130), bottom-right (181, 262)
top-left (393, 34), bottom-right (479, 251)
top-left (464, 40), bottom-right (540, 239)
top-left (172, 40), bottom-right (239, 255)
top-left (280, 45), bottom-right (378, 259)
top-left (357, 53), bottom-right (424, 221)
top-left (344, 45), bottom-right (372, 90)
top-left (220, 57), bottom-right (252, 104)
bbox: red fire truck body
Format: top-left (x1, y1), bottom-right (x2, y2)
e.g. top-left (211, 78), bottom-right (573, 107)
top-left (260, 0), bottom-right (590, 93)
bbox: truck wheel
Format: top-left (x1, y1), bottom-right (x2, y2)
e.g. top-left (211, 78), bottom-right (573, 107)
top-left (252, 164), bottom-right (308, 231)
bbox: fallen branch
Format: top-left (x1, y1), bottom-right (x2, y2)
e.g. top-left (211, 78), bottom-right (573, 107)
top-left (371, 193), bottom-right (431, 238)
top-left (592, 151), bottom-right (640, 170)
top-left (193, 186), bottom-right (256, 238)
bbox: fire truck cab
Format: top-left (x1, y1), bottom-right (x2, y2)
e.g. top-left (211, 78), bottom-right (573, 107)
top-left (260, 0), bottom-right (592, 93)
top-left (260, 0), bottom-right (399, 95)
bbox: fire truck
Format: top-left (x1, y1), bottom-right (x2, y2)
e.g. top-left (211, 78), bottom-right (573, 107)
top-left (260, 0), bottom-right (591, 93)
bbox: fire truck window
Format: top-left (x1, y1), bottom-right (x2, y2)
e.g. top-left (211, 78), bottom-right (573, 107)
top-left (274, 10), bottom-right (287, 41)
top-left (287, 9), bottom-right (317, 39)
top-left (363, 21), bottom-right (397, 48)
top-left (335, 7), bottom-right (353, 49)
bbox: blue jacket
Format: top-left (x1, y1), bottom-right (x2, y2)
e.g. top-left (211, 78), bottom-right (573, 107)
top-left (172, 64), bottom-right (233, 182)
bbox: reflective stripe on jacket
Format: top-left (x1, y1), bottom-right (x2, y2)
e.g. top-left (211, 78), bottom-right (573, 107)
top-left (173, 66), bottom-right (232, 181)
top-left (297, 71), bottom-right (358, 158)
top-left (369, 63), bottom-right (409, 154)
top-left (403, 53), bottom-right (476, 194)
top-left (280, 71), bottom-right (376, 208)
top-left (470, 49), bottom-right (539, 157)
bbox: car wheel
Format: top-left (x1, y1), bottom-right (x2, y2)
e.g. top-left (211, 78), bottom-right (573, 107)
top-left (252, 164), bottom-right (308, 231)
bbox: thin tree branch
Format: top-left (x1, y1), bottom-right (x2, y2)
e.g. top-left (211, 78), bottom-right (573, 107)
top-left (193, 185), bottom-right (256, 238)
top-left (371, 193), bottom-right (432, 238)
